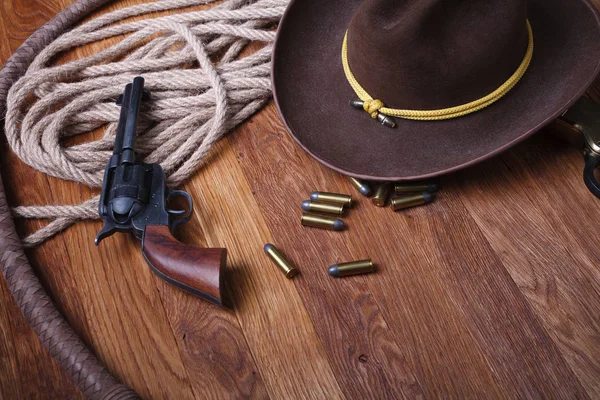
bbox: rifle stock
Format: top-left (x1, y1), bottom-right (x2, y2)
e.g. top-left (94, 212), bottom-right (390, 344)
top-left (142, 225), bottom-right (225, 304)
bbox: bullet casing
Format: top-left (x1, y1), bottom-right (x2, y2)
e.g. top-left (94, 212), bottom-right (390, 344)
top-left (264, 243), bottom-right (298, 278)
top-left (328, 259), bottom-right (374, 277)
top-left (390, 192), bottom-right (434, 211)
top-left (310, 192), bottom-right (352, 208)
top-left (301, 212), bottom-right (345, 231)
top-left (302, 200), bottom-right (344, 216)
top-left (394, 182), bottom-right (439, 194)
top-left (348, 177), bottom-right (373, 197)
top-left (372, 183), bottom-right (392, 207)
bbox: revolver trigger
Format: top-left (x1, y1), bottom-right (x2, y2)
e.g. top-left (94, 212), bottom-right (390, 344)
top-left (95, 223), bottom-right (116, 245)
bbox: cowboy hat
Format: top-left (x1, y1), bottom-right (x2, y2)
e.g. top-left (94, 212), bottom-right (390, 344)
top-left (272, 0), bottom-right (600, 181)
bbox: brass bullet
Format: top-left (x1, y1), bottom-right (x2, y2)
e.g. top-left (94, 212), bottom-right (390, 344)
top-left (394, 182), bottom-right (440, 194)
top-left (301, 212), bottom-right (345, 231)
top-left (301, 200), bottom-right (344, 216)
top-left (372, 183), bottom-right (392, 207)
top-left (328, 259), bottom-right (374, 277)
top-left (310, 192), bottom-right (352, 208)
top-left (390, 192), bottom-right (435, 211)
top-left (348, 176), bottom-right (373, 197)
top-left (264, 243), bottom-right (298, 278)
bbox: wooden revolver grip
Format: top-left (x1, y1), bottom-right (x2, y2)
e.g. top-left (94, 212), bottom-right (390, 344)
top-left (142, 225), bottom-right (226, 305)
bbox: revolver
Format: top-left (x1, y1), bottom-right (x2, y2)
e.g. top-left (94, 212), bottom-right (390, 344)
top-left (95, 77), bottom-right (226, 305)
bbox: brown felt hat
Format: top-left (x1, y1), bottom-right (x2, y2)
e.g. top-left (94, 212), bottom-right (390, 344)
top-left (272, 0), bottom-right (600, 181)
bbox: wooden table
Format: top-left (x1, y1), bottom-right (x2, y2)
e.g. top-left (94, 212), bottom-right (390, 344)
top-left (1, 1), bottom-right (600, 398)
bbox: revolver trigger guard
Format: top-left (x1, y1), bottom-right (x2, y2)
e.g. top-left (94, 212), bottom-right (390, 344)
top-left (166, 189), bottom-right (194, 230)
top-left (583, 150), bottom-right (600, 199)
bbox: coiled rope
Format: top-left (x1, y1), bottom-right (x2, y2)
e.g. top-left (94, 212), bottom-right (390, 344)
top-left (5, 0), bottom-right (290, 247)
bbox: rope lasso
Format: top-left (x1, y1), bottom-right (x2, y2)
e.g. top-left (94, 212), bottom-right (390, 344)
top-left (4, 0), bottom-right (290, 247)
top-left (342, 20), bottom-right (534, 123)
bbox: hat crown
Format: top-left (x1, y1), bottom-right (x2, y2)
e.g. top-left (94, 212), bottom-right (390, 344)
top-left (346, 0), bottom-right (529, 110)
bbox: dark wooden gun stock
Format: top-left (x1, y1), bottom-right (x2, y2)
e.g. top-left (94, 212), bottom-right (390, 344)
top-left (142, 225), bottom-right (226, 305)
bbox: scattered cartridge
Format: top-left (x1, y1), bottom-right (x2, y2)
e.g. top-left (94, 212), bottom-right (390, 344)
top-left (301, 200), bottom-right (344, 216)
top-left (264, 243), bottom-right (298, 278)
top-left (372, 183), bottom-right (392, 207)
top-left (301, 212), bottom-right (345, 231)
top-left (347, 176), bottom-right (373, 197)
top-left (310, 192), bottom-right (352, 208)
top-left (390, 192), bottom-right (435, 211)
top-left (328, 259), bottom-right (375, 277)
top-left (394, 182), bottom-right (439, 194)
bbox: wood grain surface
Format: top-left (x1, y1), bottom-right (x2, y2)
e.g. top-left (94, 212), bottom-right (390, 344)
top-left (1, 0), bottom-right (600, 399)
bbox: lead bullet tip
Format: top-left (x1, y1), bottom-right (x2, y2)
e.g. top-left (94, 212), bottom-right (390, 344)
top-left (333, 219), bottom-right (345, 231)
top-left (301, 200), bottom-right (311, 211)
top-left (423, 192), bottom-right (435, 204)
top-left (328, 265), bottom-right (339, 277)
top-left (359, 186), bottom-right (372, 196)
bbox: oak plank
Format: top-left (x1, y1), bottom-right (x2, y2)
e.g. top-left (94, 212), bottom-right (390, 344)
top-left (0, 271), bottom-right (83, 400)
top-left (428, 175), bottom-right (587, 398)
top-left (154, 144), bottom-right (272, 399)
top-left (232, 105), bottom-right (503, 399)
top-left (458, 133), bottom-right (600, 397)
top-left (181, 138), bottom-right (345, 399)
top-left (24, 218), bottom-right (199, 399)
top-left (2, 0), bottom-right (600, 398)
top-left (233, 105), bottom-right (591, 399)
top-left (230, 124), bottom-right (425, 399)
top-left (157, 290), bottom-right (270, 400)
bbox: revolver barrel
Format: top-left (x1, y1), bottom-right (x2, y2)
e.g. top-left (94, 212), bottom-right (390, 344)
top-left (121, 76), bottom-right (144, 164)
top-left (113, 82), bottom-right (131, 155)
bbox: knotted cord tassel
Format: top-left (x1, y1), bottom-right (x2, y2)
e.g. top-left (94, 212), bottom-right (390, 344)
top-left (349, 99), bottom-right (397, 128)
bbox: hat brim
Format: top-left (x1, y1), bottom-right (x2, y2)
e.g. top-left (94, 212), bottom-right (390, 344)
top-left (272, 0), bottom-right (600, 181)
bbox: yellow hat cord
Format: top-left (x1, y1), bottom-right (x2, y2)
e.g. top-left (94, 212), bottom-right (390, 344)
top-left (342, 20), bottom-right (534, 127)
